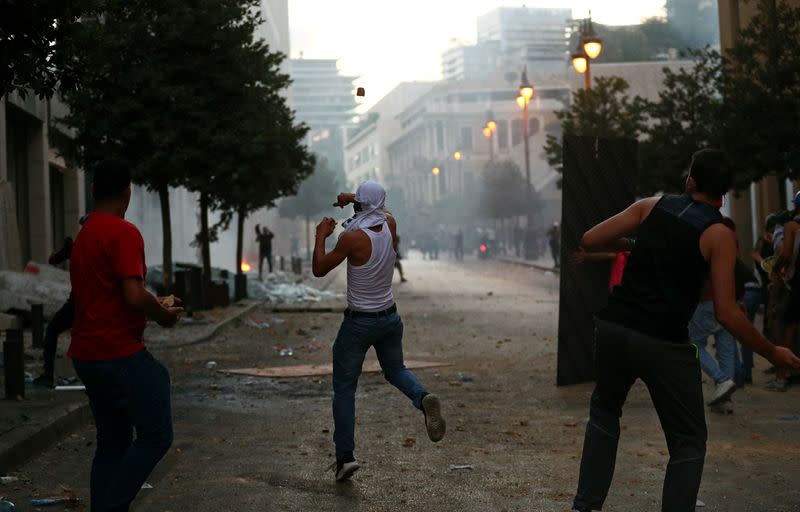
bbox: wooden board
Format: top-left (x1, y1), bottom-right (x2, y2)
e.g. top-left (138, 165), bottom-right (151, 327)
top-left (222, 360), bottom-right (451, 379)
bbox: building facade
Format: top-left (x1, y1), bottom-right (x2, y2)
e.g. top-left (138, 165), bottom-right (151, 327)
top-left (0, 93), bottom-right (85, 271)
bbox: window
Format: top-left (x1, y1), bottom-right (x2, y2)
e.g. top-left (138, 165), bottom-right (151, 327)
top-left (496, 120), bottom-right (509, 149)
top-left (460, 127), bottom-right (473, 150)
top-left (436, 122), bottom-right (444, 151)
top-left (529, 118), bottom-right (540, 136)
top-left (511, 119), bottom-right (522, 146)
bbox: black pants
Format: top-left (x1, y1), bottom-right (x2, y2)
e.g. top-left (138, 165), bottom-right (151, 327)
top-left (259, 251), bottom-right (273, 278)
top-left (573, 319), bottom-right (706, 512)
top-left (73, 350), bottom-right (173, 512)
top-left (43, 297), bottom-right (75, 377)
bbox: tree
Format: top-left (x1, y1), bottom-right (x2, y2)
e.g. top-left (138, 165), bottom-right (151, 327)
top-left (0, 0), bottom-right (99, 98)
top-left (722, 0), bottom-right (800, 190)
top-left (544, 76), bottom-right (648, 181)
top-left (481, 160), bottom-right (532, 220)
top-left (278, 159), bottom-right (341, 261)
top-left (639, 48), bottom-right (724, 194)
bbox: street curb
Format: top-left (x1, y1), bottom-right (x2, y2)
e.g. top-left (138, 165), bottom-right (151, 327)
top-left (163, 300), bottom-right (261, 349)
top-left (497, 256), bottom-right (560, 274)
top-left (0, 301), bottom-right (261, 471)
top-left (0, 401), bottom-right (92, 473)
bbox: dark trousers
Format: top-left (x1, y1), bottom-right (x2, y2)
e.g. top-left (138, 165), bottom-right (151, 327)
top-left (43, 297), bottom-right (75, 377)
top-left (73, 350), bottom-right (173, 512)
top-left (550, 243), bottom-right (560, 267)
top-left (573, 319), bottom-right (707, 512)
top-left (332, 312), bottom-right (428, 459)
top-left (259, 251), bottom-right (273, 278)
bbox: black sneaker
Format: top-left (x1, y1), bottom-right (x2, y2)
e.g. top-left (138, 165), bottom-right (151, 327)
top-left (421, 394), bottom-right (446, 442)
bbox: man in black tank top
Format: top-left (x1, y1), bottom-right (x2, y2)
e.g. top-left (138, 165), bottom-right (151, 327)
top-left (571, 150), bottom-right (800, 512)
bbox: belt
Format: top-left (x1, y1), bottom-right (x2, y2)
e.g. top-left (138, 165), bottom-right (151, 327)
top-left (344, 304), bottom-right (397, 318)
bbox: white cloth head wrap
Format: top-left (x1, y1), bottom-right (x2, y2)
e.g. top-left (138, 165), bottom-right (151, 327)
top-left (342, 180), bottom-right (387, 232)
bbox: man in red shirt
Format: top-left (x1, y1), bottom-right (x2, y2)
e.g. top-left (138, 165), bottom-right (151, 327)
top-left (69, 160), bottom-right (182, 512)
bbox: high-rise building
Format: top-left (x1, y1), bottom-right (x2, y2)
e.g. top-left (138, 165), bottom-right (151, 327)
top-left (477, 7), bottom-right (572, 78)
top-left (441, 41), bottom-right (502, 82)
top-left (667, 0), bottom-right (720, 49)
top-left (289, 58), bottom-right (358, 174)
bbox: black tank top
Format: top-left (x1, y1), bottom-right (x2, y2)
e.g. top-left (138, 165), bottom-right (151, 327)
top-left (598, 194), bottom-right (722, 342)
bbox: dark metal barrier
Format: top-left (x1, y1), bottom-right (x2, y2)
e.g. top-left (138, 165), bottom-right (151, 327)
top-left (556, 135), bottom-right (638, 386)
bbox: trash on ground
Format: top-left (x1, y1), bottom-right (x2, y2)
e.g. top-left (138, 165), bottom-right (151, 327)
top-left (279, 348), bottom-right (294, 357)
top-left (244, 318), bottom-right (270, 330)
top-left (223, 360), bottom-right (450, 378)
top-left (0, 264), bottom-right (70, 319)
top-left (30, 486), bottom-right (81, 508)
top-left (141, 483), bottom-right (154, 490)
top-left (206, 361), bottom-right (218, 370)
top-left (271, 317), bottom-right (286, 324)
top-left (457, 373), bottom-right (475, 383)
top-left (54, 385), bottom-right (85, 391)
top-left (0, 499), bottom-right (15, 512)
top-left (23, 373), bottom-right (33, 384)
top-left (56, 377), bottom-right (79, 386)
top-left (299, 343), bottom-right (322, 353)
top-left (696, 499), bottom-right (706, 507)
top-left (448, 464), bottom-right (474, 471)
top-left (402, 437), bottom-right (416, 448)
top-left (0, 476), bottom-right (18, 484)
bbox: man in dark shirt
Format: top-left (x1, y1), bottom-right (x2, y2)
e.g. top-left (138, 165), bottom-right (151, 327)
top-left (70, 160), bottom-right (182, 512)
top-left (255, 224), bottom-right (274, 280)
top-left (571, 149), bottom-right (800, 512)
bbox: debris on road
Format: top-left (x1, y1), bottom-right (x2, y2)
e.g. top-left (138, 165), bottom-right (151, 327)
top-left (244, 318), bottom-right (270, 329)
top-left (0, 477), bottom-right (18, 485)
top-left (0, 499), bottom-right (15, 511)
top-left (779, 415), bottom-right (800, 421)
top-left (141, 483), bottom-right (154, 490)
top-left (223, 360), bottom-right (449, 379)
top-left (54, 385), bottom-right (85, 391)
top-left (205, 361), bottom-right (218, 370)
top-left (402, 437), bottom-right (416, 448)
top-left (279, 348), bottom-right (294, 357)
top-left (448, 464), bottom-right (474, 471)
top-left (457, 373), bottom-right (475, 383)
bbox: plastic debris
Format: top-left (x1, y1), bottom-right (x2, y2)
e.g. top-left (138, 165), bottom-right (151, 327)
top-left (0, 499), bottom-right (16, 512)
top-left (779, 415), bottom-right (800, 421)
top-left (206, 361), bottom-right (218, 370)
top-left (279, 348), bottom-right (294, 357)
top-left (55, 376), bottom-right (80, 386)
top-left (457, 373), bottom-right (475, 383)
top-left (448, 464), bottom-right (474, 471)
top-left (0, 476), bottom-right (19, 484)
top-left (244, 318), bottom-right (270, 329)
top-left (54, 385), bottom-right (85, 391)
top-left (141, 483), bottom-right (154, 490)
top-left (696, 499), bottom-right (706, 507)
top-left (271, 317), bottom-right (286, 324)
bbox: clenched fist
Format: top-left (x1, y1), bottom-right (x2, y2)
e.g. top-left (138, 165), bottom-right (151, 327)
top-left (316, 217), bottom-right (337, 239)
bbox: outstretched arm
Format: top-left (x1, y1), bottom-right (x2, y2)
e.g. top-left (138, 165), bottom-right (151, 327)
top-left (255, 224), bottom-right (261, 238)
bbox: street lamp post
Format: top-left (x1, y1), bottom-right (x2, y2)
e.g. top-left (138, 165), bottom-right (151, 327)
top-left (483, 121), bottom-right (496, 163)
top-left (517, 68), bottom-right (535, 259)
top-left (571, 11), bottom-right (603, 90)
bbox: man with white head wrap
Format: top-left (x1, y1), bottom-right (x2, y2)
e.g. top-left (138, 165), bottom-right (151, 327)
top-left (313, 180), bottom-right (446, 482)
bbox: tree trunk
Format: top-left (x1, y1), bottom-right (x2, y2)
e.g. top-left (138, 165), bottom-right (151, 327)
top-left (236, 208), bottom-right (245, 275)
top-left (157, 184), bottom-right (173, 293)
top-left (305, 216), bottom-right (311, 262)
top-left (199, 192), bottom-right (212, 301)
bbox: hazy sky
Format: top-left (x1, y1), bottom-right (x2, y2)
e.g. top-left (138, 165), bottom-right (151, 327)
top-left (289, 1), bottom-right (666, 109)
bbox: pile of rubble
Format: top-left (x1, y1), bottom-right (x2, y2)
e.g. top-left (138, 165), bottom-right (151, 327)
top-left (0, 263), bottom-right (70, 322)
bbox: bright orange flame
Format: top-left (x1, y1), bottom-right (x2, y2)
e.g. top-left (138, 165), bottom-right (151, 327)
top-left (241, 260), bottom-right (252, 272)
top-left (479, 244), bottom-right (487, 253)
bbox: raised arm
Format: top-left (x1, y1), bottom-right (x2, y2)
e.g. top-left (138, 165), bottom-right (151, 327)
top-left (580, 197), bottom-right (658, 252)
top-left (313, 217), bottom-right (350, 277)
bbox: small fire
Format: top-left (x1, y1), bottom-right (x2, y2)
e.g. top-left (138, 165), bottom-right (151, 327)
top-left (479, 244), bottom-right (487, 253)
top-left (241, 260), bottom-right (252, 272)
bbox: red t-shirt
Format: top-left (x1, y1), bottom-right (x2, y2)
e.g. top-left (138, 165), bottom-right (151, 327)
top-left (68, 213), bottom-right (147, 360)
top-left (609, 251), bottom-right (631, 291)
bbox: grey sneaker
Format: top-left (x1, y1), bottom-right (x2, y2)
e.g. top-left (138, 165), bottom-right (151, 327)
top-left (708, 379), bottom-right (736, 405)
top-left (329, 460), bottom-right (360, 482)
top-left (765, 378), bottom-right (789, 392)
top-left (422, 394), bottom-right (446, 442)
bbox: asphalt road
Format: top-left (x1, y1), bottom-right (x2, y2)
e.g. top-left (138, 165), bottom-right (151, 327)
top-left (3, 257), bottom-right (800, 511)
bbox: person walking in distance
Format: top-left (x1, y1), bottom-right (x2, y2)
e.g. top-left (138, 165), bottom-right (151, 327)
top-left (571, 149), bottom-right (800, 512)
top-left (255, 224), bottom-right (274, 280)
top-left (548, 222), bottom-right (561, 268)
top-left (69, 160), bottom-right (183, 512)
top-left (312, 180), bottom-right (445, 482)
top-left (394, 234), bottom-right (408, 283)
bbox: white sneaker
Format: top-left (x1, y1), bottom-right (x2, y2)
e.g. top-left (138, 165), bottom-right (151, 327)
top-left (333, 460), bottom-right (360, 482)
top-left (708, 379), bottom-right (736, 405)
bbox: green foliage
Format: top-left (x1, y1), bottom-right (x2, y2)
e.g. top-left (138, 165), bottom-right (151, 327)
top-left (639, 48), bottom-right (724, 194)
top-left (481, 159), bottom-right (540, 220)
top-left (278, 158), bottom-right (341, 221)
top-left (544, 76), bottom-right (647, 176)
top-left (723, 0), bottom-right (800, 183)
top-left (0, 0), bottom-right (100, 98)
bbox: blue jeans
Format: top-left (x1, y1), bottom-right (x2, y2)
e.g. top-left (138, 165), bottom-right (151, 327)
top-left (73, 350), bottom-right (173, 512)
top-left (332, 312), bottom-right (428, 459)
top-left (688, 302), bottom-right (738, 384)
top-left (740, 287), bottom-right (763, 381)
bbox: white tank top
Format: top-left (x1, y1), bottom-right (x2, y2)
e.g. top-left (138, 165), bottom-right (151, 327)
top-left (346, 223), bottom-right (395, 312)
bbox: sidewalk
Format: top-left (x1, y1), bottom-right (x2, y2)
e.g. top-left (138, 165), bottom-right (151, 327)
top-left (0, 299), bottom-right (260, 473)
top-left (497, 254), bottom-right (560, 273)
